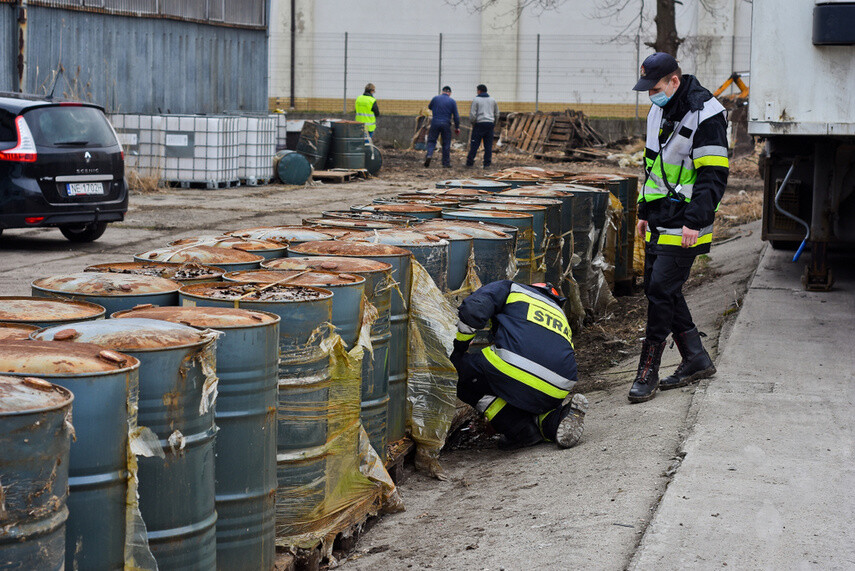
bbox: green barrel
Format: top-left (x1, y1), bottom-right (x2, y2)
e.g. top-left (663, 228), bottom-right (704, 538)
top-left (31, 273), bottom-right (180, 317)
top-left (168, 237), bottom-right (288, 261)
top-left (364, 144), bottom-right (383, 175)
top-left (352, 203), bottom-right (443, 221)
top-left (0, 375), bottom-right (72, 571)
top-left (0, 342), bottom-right (139, 571)
top-left (113, 306), bottom-right (280, 571)
top-left (330, 121), bottom-right (366, 169)
top-left (135, 245), bottom-right (265, 273)
top-left (85, 261), bottom-right (226, 284)
top-left (417, 220), bottom-right (516, 285)
top-left (274, 150), bottom-right (313, 185)
top-left (295, 121), bottom-right (332, 170)
top-left (34, 319), bottom-right (219, 570)
top-left (0, 296), bottom-right (105, 328)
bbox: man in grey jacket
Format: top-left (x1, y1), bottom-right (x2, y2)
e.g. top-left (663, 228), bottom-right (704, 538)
top-left (466, 84), bottom-right (499, 168)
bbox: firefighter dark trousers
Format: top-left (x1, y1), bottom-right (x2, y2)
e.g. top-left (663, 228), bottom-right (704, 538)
top-left (644, 248), bottom-right (697, 344)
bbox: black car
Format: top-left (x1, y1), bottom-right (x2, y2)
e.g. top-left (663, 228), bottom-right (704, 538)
top-left (0, 94), bottom-right (128, 242)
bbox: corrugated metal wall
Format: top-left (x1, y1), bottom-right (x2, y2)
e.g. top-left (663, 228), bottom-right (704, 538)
top-left (0, 4), bottom-right (15, 90)
top-left (0, 4), bottom-right (268, 114)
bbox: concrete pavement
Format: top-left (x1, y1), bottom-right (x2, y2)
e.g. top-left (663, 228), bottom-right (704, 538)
top-left (631, 247), bottom-right (855, 570)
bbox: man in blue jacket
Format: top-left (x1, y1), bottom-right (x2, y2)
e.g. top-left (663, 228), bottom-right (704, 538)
top-left (424, 86), bottom-right (460, 168)
top-left (450, 280), bottom-right (589, 450)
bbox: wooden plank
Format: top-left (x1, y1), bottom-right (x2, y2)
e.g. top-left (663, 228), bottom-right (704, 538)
top-left (520, 113), bottom-right (542, 152)
top-left (518, 114), bottom-right (536, 150)
top-left (533, 116), bottom-right (555, 154)
top-left (527, 114), bottom-right (548, 153)
top-left (312, 170), bottom-right (354, 183)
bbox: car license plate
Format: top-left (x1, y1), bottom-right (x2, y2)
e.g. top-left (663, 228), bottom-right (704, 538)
top-left (67, 182), bottom-right (104, 196)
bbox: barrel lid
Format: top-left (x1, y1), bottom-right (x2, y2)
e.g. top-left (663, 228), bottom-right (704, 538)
top-left (321, 211), bottom-right (416, 224)
top-left (180, 282), bottom-right (333, 302)
top-left (302, 227), bottom-right (369, 239)
top-left (0, 296), bottom-right (106, 323)
top-left (499, 188), bottom-right (574, 198)
top-left (289, 240), bottom-right (412, 258)
top-left (416, 187), bottom-right (490, 196)
top-left (0, 340), bottom-right (140, 374)
top-left (435, 179), bottom-right (511, 191)
top-left (363, 203), bottom-right (443, 214)
top-left (483, 197), bottom-right (563, 208)
top-left (390, 195), bottom-right (459, 205)
top-left (468, 202), bottom-right (547, 212)
top-left (169, 236), bottom-right (284, 251)
top-left (410, 227), bottom-right (473, 241)
top-left (225, 227), bottom-right (334, 244)
top-left (225, 269), bottom-right (366, 287)
top-left (418, 221), bottom-right (512, 240)
top-left (34, 318), bottom-right (209, 351)
top-left (137, 245), bottom-right (265, 264)
top-left (0, 374), bottom-right (73, 414)
top-left (551, 183), bottom-right (609, 194)
top-left (344, 229), bottom-right (448, 247)
top-left (568, 173), bottom-right (625, 182)
top-left (114, 306), bottom-right (279, 328)
top-left (443, 208), bottom-right (532, 220)
top-left (0, 323), bottom-right (41, 341)
top-left (304, 218), bottom-right (399, 230)
top-left (85, 261), bottom-right (225, 282)
top-left (263, 256), bottom-right (392, 274)
top-left (32, 272), bottom-right (180, 296)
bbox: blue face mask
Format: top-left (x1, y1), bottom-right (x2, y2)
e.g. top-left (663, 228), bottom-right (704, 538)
top-left (650, 90), bottom-right (672, 107)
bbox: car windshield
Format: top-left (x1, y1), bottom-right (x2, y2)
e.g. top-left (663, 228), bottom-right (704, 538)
top-left (24, 105), bottom-right (117, 148)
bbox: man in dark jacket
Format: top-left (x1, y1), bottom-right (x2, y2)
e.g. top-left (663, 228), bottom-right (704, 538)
top-left (628, 52), bottom-right (728, 403)
top-left (450, 280), bottom-right (588, 450)
top-left (424, 86), bottom-right (461, 168)
top-left (466, 84), bottom-right (499, 168)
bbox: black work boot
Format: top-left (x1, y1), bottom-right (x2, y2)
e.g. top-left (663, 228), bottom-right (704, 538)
top-left (424, 157), bottom-right (431, 167)
top-left (660, 327), bottom-right (716, 390)
top-left (497, 421), bottom-right (544, 451)
top-left (554, 394), bottom-right (589, 449)
top-left (628, 339), bottom-right (667, 403)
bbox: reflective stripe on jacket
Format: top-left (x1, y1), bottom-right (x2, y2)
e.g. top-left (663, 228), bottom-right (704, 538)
top-left (355, 94), bottom-right (377, 132)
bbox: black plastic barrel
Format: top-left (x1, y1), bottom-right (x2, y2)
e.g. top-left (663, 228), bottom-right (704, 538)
top-left (364, 144), bottom-right (382, 175)
top-left (295, 121), bottom-right (332, 170)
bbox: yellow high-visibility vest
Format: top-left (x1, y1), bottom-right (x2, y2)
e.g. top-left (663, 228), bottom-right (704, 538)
top-left (354, 94), bottom-right (376, 132)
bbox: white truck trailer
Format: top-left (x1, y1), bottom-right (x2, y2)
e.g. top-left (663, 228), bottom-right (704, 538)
top-left (749, 0), bottom-right (855, 290)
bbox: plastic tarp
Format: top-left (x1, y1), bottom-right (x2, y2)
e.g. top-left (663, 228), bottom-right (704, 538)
top-left (589, 193), bottom-right (623, 318)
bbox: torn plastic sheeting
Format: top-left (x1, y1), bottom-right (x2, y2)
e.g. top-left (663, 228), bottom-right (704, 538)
top-left (444, 248), bottom-right (483, 306)
top-left (588, 194), bottom-right (623, 318)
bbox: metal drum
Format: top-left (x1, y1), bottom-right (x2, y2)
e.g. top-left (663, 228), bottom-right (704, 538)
top-left (415, 187), bottom-right (489, 204)
top-left (85, 261), bottom-right (226, 284)
top-left (303, 217), bottom-right (399, 232)
top-left (225, 226), bottom-right (334, 247)
top-left (330, 121), bottom-right (366, 169)
top-left (300, 227), bottom-right (369, 240)
top-left (0, 322), bottom-right (40, 340)
top-left (273, 150), bottom-right (313, 186)
top-left (0, 296), bottom-right (105, 328)
top-left (177, 283), bottom-right (333, 528)
top-left (0, 341), bottom-right (140, 571)
top-left (222, 270), bottom-right (366, 349)
top-left (442, 208), bottom-right (536, 283)
top-left (414, 228), bottom-right (473, 291)
top-left (31, 273), bottom-right (180, 316)
top-left (417, 220), bottom-right (516, 285)
top-left (135, 245), bottom-right (264, 272)
top-left (288, 241), bottom-right (412, 443)
top-left (0, 375), bottom-right (72, 571)
top-left (560, 184), bottom-right (611, 294)
top-left (435, 179), bottom-right (512, 193)
top-left (320, 210), bottom-right (417, 227)
top-left (352, 203), bottom-right (443, 221)
top-left (384, 194), bottom-right (461, 208)
top-left (262, 256), bottom-right (392, 458)
top-left (114, 306), bottom-right (280, 571)
top-left (345, 229), bottom-right (449, 292)
top-left (34, 319), bottom-right (219, 570)
top-left (364, 144), bottom-right (382, 175)
top-left (168, 236), bottom-right (288, 261)
top-left (295, 121), bottom-right (332, 170)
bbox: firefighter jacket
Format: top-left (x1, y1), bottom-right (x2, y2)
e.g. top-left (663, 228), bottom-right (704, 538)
top-left (640, 74), bottom-right (729, 256)
top-left (457, 280), bottom-right (577, 400)
top-left (354, 93), bottom-right (378, 133)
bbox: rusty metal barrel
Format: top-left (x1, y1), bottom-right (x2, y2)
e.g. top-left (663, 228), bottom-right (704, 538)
top-left (135, 245), bottom-right (264, 272)
top-left (435, 179), bottom-right (511, 193)
top-left (352, 203), bottom-right (443, 221)
top-left (321, 210), bottom-right (417, 227)
top-left (417, 220), bottom-right (516, 285)
top-left (262, 256), bottom-right (392, 458)
top-left (0, 322), bottom-right (40, 340)
top-left (414, 228), bottom-right (473, 291)
top-left (381, 195), bottom-right (461, 208)
top-left (298, 226), bottom-right (369, 240)
top-left (85, 261), bottom-right (226, 284)
top-left (0, 296), bottom-right (106, 328)
top-left (345, 229), bottom-right (450, 292)
top-left (415, 187), bottom-right (489, 205)
top-left (303, 217), bottom-right (399, 232)
top-left (168, 236), bottom-right (288, 261)
top-left (31, 273), bottom-right (180, 317)
top-left (114, 306), bottom-right (280, 571)
top-left (288, 241), bottom-right (412, 443)
top-left (0, 375), bottom-right (73, 571)
top-left (225, 226), bottom-right (335, 247)
top-left (295, 120), bottom-right (332, 170)
top-left (177, 283), bottom-right (334, 528)
top-left (0, 341), bottom-right (140, 570)
top-left (34, 319), bottom-right (219, 570)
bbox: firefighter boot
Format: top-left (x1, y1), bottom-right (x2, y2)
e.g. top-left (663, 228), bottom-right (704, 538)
top-left (554, 394), bottom-right (589, 449)
top-left (660, 327), bottom-right (716, 390)
top-left (496, 421), bottom-right (544, 450)
top-left (628, 339), bottom-right (667, 403)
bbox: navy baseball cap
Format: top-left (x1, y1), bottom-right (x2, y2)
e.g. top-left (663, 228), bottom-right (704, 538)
top-left (633, 52), bottom-right (679, 91)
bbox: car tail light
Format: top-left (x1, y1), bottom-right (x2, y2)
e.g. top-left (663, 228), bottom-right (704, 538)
top-left (25, 217), bottom-right (45, 224)
top-left (0, 116), bottom-right (38, 163)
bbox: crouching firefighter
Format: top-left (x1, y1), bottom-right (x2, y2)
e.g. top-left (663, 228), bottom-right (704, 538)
top-left (450, 280), bottom-right (589, 450)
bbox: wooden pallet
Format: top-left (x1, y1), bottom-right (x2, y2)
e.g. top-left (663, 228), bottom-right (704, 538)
top-left (312, 169), bottom-right (370, 183)
top-left (384, 437), bottom-right (415, 485)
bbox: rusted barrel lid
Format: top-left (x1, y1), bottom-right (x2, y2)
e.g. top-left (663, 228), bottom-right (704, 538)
top-left (416, 187), bottom-right (490, 196)
top-left (168, 236), bottom-right (284, 252)
top-left (262, 256), bottom-right (392, 274)
top-left (418, 221), bottom-right (512, 240)
top-left (301, 226), bottom-right (369, 239)
top-left (0, 323), bottom-right (41, 341)
top-left (413, 228), bottom-right (472, 242)
top-left (224, 269), bottom-right (365, 288)
top-left (568, 173), bottom-right (626, 182)
top-left (303, 218), bottom-right (399, 230)
top-left (499, 188), bottom-right (575, 198)
top-left (391, 194), bottom-right (460, 206)
top-left (289, 240), bottom-right (412, 258)
top-left (84, 261), bottom-right (225, 282)
top-left (225, 227), bottom-right (334, 244)
top-left (0, 296), bottom-right (107, 323)
top-left (485, 196), bottom-right (563, 207)
top-left (486, 166), bottom-right (567, 180)
top-left (321, 210), bottom-right (416, 225)
top-left (0, 340), bottom-right (140, 374)
top-left (435, 179), bottom-right (511, 192)
top-left (549, 182), bottom-right (609, 193)
top-left (356, 203), bottom-right (443, 215)
top-left (443, 208), bottom-right (532, 220)
top-left (32, 272), bottom-right (180, 296)
top-left (180, 282), bottom-right (333, 303)
top-left (343, 229), bottom-right (448, 247)
top-left (136, 245), bottom-right (265, 265)
top-left (113, 306), bottom-right (279, 329)
top-left (467, 202), bottom-right (548, 213)
top-left (0, 374), bottom-right (74, 414)
top-left (33, 318), bottom-right (210, 352)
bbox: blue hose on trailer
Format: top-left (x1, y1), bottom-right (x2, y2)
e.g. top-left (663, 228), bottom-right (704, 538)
top-left (773, 160), bottom-right (810, 262)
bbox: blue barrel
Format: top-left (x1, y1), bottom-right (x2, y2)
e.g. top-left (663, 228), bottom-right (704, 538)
top-left (330, 121), bottom-right (366, 170)
top-left (168, 237), bottom-right (288, 261)
top-left (274, 150), bottom-right (313, 185)
top-left (295, 121), bottom-right (332, 170)
top-left (113, 306), bottom-right (280, 571)
top-left (417, 220), bottom-right (516, 285)
top-left (352, 203), bottom-right (443, 221)
top-left (0, 296), bottom-right (105, 328)
top-left (321, 210), bottom-right (417, 227)
top-left (226, 226), bottom-right (334, 247)
top-left (136, 245), bottom-right (264, 273)
top-left (262, 256), bottom-right (393, 459)
top-left (31, 273), bottom-right (180, 317)
top-left (288, 241), bottom-right (412, 443)
top-left (364, 144), bottom-right (382, 175)
top-left (0, 375), bottom-right (72, 571)
top-left (413, 228), bottom-right (473, 291)
top-left (345, 229), bottom-right (450, 292)
top-left (85, 261), bottom-right (226, 284)
top-left (0, 341), bottom-right (140, 571)
top-left (34, 319), bottom-right (219, 570)
top-left (435, 179), bottom-right (512, 193)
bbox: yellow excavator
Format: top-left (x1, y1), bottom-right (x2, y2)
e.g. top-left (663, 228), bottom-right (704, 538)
top-left (713, 72), bottom-right (753, 159)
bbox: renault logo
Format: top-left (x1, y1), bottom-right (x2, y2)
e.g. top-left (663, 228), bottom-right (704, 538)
top-left (84, 151), bottom-right (92, 162)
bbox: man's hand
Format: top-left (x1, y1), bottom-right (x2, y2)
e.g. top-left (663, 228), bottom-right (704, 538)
top-left (637, 219), bottom-right (648, 239)
top-left (681, 226), bottom-right (699, 248)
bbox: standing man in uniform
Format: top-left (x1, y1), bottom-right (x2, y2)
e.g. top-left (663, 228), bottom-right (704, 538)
top-left (450, 280), bottom-right (589, 450)
top-left (466, 84), bottom-right (499, 168)
top-left (355, 83), bottom-right (380, 139)
top-left (628, 52), bottom-right (728, 403)
top-left (424, 86), bottom-right (461, 168)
